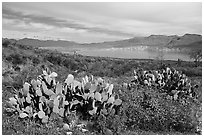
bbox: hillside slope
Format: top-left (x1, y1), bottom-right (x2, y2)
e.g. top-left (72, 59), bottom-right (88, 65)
top-left (16, 38), bottom-right (80, 48)
top-left (82, 34), bottom-right (202, 49)
top-left (2, 39), bottom-right (202, 135)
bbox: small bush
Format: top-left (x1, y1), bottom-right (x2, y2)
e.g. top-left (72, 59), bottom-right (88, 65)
top-left (6, 53), bottom-right (27, 65)
top-left (177, 67), bottom-right (202, 77)
top-left (32, 56), bottom-right (41, 65)
top-left (3, 40), bottom-right (11, 47)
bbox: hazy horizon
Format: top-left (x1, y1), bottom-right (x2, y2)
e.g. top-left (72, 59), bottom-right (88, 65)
top-left (3, 2), bottom-right (202, 43)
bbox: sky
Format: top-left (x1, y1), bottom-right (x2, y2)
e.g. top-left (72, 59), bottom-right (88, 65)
top-left (2, 2), bottom-right (202, 43)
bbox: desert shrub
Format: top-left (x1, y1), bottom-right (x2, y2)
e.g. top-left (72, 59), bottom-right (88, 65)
top-left (6, 53), bottom-right (27, 65)
top-left (16, 44), bottom-right (34, 50)
top-left (3, 40), bottom-right (11, 47)
top-left (176, 67), bottom-right (202, 77)
top-left (92, 112), bottom-right (127, 135)
top-left (119, 87), bottom-right (200, 134)
top-left (45, 53), bottom-right (63, 66)
top-left (8, 64), bottom-right (43, 89)
top-left (32, 56), bottom-right (41, 65)
top-left (62, 58), bottom-right (80, 71)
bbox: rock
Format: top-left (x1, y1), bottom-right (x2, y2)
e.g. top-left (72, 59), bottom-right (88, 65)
top-left (63, 123), bottom-right (70, 130)
top-left (103, 128), bottom-right (113, 135)
top-left (66, 131), bottom-right (73, 135)
top-left (81, 128), bottom-right (88, 132)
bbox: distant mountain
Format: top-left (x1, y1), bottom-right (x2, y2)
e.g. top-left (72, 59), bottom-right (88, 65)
top-left (125, 35), bottom-right (177, 47)
top-left (15, 38), bottom-right (81, 48)
top-left (81, 35), bottom-right (174, 49)
top-left (166, 34), bottom-right (202, 49)
top-left (80, 34), bottom-right (201, 51)
top-left (3, 34), bottom-right (202, 51)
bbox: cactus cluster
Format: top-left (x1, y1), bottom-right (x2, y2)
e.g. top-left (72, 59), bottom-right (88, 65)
top-left (131, 67), bottom-right (199, 100)
top-left (6, 68), bottom-right (122, 124)
top-left (64, 74), bottom-right (122, 118)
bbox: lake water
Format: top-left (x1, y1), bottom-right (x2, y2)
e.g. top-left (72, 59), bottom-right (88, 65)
top-left (77, 48), bottom-right (191, 61)
top-left (40, 47), bottom-right (191, 61)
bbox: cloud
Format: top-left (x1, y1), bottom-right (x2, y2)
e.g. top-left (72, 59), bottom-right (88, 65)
top-left (2, 6), bottom-right (134, 38)
top-left (2, 2), bottom-right (202, 43)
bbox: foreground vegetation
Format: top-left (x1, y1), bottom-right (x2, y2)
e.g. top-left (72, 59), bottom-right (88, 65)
top-left (2, 39), bottom-right (202, 135)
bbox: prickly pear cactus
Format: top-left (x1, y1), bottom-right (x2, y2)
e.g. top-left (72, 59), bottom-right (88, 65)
top-left (6, 68), bottom-right (123, 124)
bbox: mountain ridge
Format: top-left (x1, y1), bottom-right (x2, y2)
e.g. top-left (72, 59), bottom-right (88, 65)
top-left (3, 33), bottom-right (202, 50)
